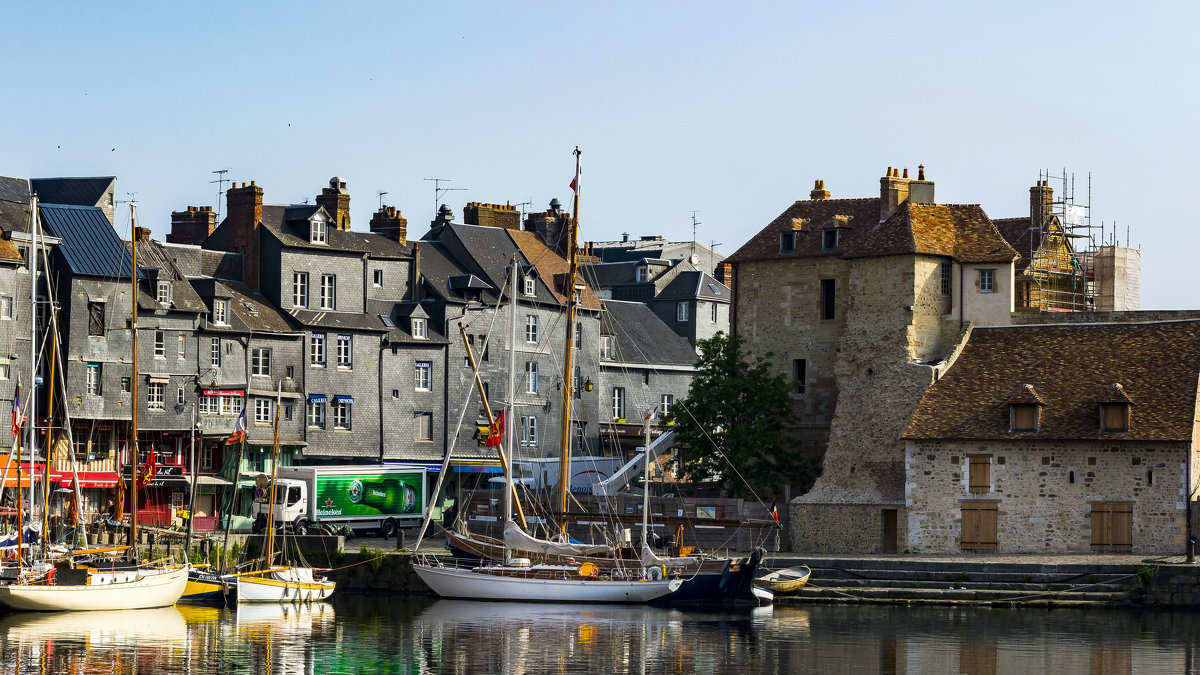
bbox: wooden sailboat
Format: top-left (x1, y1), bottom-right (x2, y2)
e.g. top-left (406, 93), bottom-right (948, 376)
top-left (0, 199), bottom-right (188, 611)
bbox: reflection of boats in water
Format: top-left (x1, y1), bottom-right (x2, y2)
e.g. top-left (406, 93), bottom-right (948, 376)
top-left (235, 600), bottom-right (335, 627)
top-left (0, 606), bottom-right (187, 643)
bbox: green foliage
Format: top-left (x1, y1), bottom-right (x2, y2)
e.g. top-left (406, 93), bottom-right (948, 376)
top-left (360, 543), bottom-right (385, 573)
top-left (664, 331), bottom-right (814, 498)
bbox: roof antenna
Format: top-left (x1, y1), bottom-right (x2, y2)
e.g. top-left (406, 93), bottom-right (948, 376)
top-left (424, 178), bottom-right (467, 218)
top-left (210, 169), bottom-right (230, 223)
top-left (690, 211), bottom-right (701, 261)
top-left (377, 190), bottom-right (389, 210)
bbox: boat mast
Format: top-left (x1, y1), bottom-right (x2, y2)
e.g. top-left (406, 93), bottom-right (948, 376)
top-left (129, 202), bottom-right (140, 554)
top-left (263, 382), bottom-right (282, 569)
top-left (556, 146), bottom-right (582, 535)
top-left (641, 411), bottom-right (652, 552)
top-left (26, 196), bottom-right (38, 564)
top-left (504, 258), bottom-right (519, 562)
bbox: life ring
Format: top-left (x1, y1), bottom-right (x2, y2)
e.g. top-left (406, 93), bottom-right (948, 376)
top-left (647, 566), bottom-right (662, 581)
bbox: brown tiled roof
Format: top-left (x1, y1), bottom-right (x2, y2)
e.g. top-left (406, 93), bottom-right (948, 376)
top-left (993, 217), bottom-right (1037, 274)
top-left (1007, 384), bottom-right (1047, 405)
top-left (904, 321), bottom-right (1200, 442)
top-left (509, 229), bottom-right (602, 311)
top-left (1100, 382), bottom-right (1135, 405)
top-left (727, 198), bottom-right (1017, 264)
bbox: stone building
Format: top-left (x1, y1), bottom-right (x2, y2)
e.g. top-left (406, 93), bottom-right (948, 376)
top-left (726, 167), bottom-right (1018, 552)
top-left (903, 321), bottom-right (1200, 554)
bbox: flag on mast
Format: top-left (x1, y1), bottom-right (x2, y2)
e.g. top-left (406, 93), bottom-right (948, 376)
top-left (569, 151), bottom-right (581, 195)
top-left (136, 449), bottom-right (156, 491)
top-left (225, 408), bottom-right (246, 445)
top-left (644, 405), bottom-right (659, 422)
top-left (485, 410), bottom-right (505, 448)
top-left (10, 384), bottom-right (23, 437)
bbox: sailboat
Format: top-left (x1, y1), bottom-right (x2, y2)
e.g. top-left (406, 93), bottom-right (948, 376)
top-left (0, 197), bottom-right (188, 611)
top-left (235, 387), bottom-right (335, 604)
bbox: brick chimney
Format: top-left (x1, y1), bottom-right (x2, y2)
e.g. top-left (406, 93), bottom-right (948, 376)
top-left (225, 181), bottom-right (264, 288)
top-left (810, 179), bottom-right (830, 200)
top-left (370, 206), bottom-right (408, 244)
top-left (463, 202), bottom-right (521, 230)
top-left (315, 177), bottom-right (351, 231)
top-left (879, 166), bottom-right (911, 222)
top-left (715, 261), bottom-right (735, 288)
top-left (1030, 179), bottom-right (1054, 231)
top-left (524, 198), bottom-right (571, 258)
top-left (167, 206), bottom-right (216, 245)
top-left (134, 226), bottom-right (152, 242)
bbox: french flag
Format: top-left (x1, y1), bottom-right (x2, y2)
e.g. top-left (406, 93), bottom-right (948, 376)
top-left (225, 408), bottom-right (246, 446)
top-left (10, 385), bottom-right (20, 437)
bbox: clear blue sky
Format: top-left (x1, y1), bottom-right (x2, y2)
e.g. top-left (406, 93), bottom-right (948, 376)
top-left (4, 2), bottom-right (1196, 308)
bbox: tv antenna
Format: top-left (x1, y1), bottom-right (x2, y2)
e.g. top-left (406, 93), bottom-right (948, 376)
top-left (210, 169), bottom-right (231, 222)
top-left (424, 178), bottom-right (466, 217)
top-left (514, 199), bottom-right (533, 220)
top-left (377, 190), bottom-right (389, 210)
top-left (690, 211), bottom-right (701, 259)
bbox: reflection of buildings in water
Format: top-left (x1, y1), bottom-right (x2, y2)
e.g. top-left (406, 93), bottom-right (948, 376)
top-left (234, 602), bottom-right (336, 675)
top-left (0, 607), bottom-right (187, 673)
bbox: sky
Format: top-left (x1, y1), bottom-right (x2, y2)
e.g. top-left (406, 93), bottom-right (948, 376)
top-left (3, 2), bottom-right (1197, 308)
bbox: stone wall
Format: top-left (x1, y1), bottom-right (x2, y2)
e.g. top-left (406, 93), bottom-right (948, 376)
top-left (790, 502), bottom-right (906, 553)
top-left (906, 440), bottom-right (1190, 554)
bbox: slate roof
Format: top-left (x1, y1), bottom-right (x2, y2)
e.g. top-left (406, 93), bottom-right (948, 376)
top-left (38, 204), bottom-right (132, 278)
top-left (129, 238), bottom-right (207, 312)
top-left (656, 270), bottom-right (730, 302)
top-left (904, 321), bottom-right (1200, 442)
top-left (261, 204), bottom-right (412, 259)
top-left (30, 177), bottom-right (114, 208)
top-left (727, 197), bottom-right (1017, 265)
top-left (0, 176), bottom-right (30, 205)
top-left (287, 308), bottom-right (390, 332)
top-left (587, 238), bottom-right (725, 267)
top-left (600, 300), bottom-right (697, 366)
top-left (190, 278), bottom-right (297, 333)
top-left (366, 298), bottom-right (448, 344)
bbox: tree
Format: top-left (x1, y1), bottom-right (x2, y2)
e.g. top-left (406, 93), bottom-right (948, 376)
top-left (665, 332), bottom-right (815, 499)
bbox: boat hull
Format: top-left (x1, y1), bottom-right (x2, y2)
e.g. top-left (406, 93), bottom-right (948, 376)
top-left (0, 566), bottom-right (189, 612)
top-left (181, 569), bottom-right (237, 603)
top-left (413, 562), bottom-right (681, 603)
top-left (236, 572), bottom-right (335, 604)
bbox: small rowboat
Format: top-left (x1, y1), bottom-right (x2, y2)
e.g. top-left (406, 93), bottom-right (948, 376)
top-left (754, 566), bottom-right (811, 594)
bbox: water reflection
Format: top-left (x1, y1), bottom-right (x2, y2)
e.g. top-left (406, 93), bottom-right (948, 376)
top-left (0, 597), bottom-right (1197, 673)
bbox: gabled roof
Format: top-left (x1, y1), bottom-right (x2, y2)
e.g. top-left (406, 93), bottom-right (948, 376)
top-left (129, 239), bottom-right (207, 313)
top-left (905, 321), bottom-right (1200, 442)
top-left (260, 204), bottom-right (412, 259)
top-left (656, 270), bottom-right (730, 302)
top-left (600, 300), bottom-right (697, 366)
top-left (727, 196), bottom-right (1017, 265)
top-left (191, 278), bottom-right (297, 334)
top-left (510, 229), bottom-right (601, 310)
top-left (30, 177), bottom-right (114, 208)
top-left (1006, 383), bottom-right (1047, 406)
top-left (39, 204), bottom-right (132, 278)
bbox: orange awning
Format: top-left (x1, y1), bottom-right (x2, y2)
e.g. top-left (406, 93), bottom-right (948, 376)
top-left (0, 454), bottom-right (37, 489)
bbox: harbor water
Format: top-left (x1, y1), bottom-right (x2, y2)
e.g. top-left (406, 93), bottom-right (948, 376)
top-left (2, 594), bottom-right (1199, 673)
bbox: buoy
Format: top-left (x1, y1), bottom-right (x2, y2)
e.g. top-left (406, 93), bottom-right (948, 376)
top-left (647, 566), bottom-right (662, 581)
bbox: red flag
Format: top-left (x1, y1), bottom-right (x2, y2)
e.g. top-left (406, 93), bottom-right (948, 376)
top-left (485, 410), bottom-right (505, 448)
top-left (770, 500), bottom-right (779, 522)
top-left (136, 450), bottom-right (156, 491)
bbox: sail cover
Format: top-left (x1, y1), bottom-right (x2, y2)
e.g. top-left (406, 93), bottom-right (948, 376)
top-left (641, 543), bottom-right (701, 568)
top-left (503, 520), bottom-right (616, 557)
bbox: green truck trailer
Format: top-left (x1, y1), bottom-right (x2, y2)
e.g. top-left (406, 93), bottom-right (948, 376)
top-left (251, 465), bottom-right (427, 538)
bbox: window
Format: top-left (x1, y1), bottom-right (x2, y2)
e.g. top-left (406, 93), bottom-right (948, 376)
top-left (199, 443), bottom-right (213, 469)
top-left (940, 262), bottom-right (952, 296)
top-left (636, 266), bottom-right (649, 283)
top-left (333, 399), bottom-right (352, 429)
top-left (293, 272), bottom-right (309, 308)
top-left (285, 365), bottom-right (294, 379)
top-left (1011, 404), bottom-right (1038, 432)
top-left (373, 269), bottom-right (383, 287)
top-left (413, 412), bottom-right (433, 441)
top-left (711, 303), bottom-right (718, 324)
top-left (154, 331), bottom-right (165, 358)
top-left (210, 338), bottom-right (221, 367)
top-left (520, 416), bottom-right (538, 446)
top-left (284, 404), bottom-right (293, 421)
top-left (320, 274), bottom-right (336, 310)
top-left (525, 315), bottom-right (539, 343)
top-left (251, 348), bottom-right (272, 377)
top-left (979, 269), bottom-right (995, 293)
top-left (600, 335), bottom-right (616, 359)
top-left (820, 279), bottom-right (835, 320)
top-left (307, 401), bottom-right (326, 429)
top-left (177, 334), bottom-right (185, 360)
top-left (524, 361), bottom-right (538, 394)
top-left (676, 302), bottom-right (688, 322)
top-left (177, 387), bottom-right (185, 405)
top-left (0, 364), bottom-right (8, 380)
top-left (661, 394), bottom-right (674, 415)
top-left (254, 398), bottom-right (272, 424)
top-left (612, 387), bottom-right (626, 420)
top-left (86, 301), bottom-right (103, 334)
top-left (199, 395), bottom-right (219, 415)
top-left (822, 229), bottom-right (838, 251)
top-left (147, 382), bottom-right (164, 410)
top-left (336, 335), bottom-right (352, 369)
top-left (968, 455), bottom-right (991, 494)
top-left (793, 359), bottom-right (807, 395)
top-left (86, 364), bottom-right (101, 396)
top-left (310, 334), bottom-right (326, 366)
top-left (779, 231), bottom-right (795, 253)
top-left (573, 325), bottom-right (582, 350)
top-left (121, 377), bottom-right (131, 393)
top-left (1101, 404), bottom-right (1130, 433)
top-left (311, 217), bottom-right (327, 244)
top-left (412, 318), bottom-right (427, 339)
top-left (220, 395), bottom-right (243, 416)
top-left (415, 361), bottom-right (432, 391)
top-left (213, 299), bottom-right (229, 325)
top-left (157, 281), bottom-right (171, 304)
top-left (523, 275), bottom-right (536, 296)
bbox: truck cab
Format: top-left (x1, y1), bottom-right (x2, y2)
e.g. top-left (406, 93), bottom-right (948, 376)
top-left (251, 478), bottom-right (310, 534)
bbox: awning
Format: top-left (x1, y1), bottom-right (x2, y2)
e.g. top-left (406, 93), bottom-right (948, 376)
top-left (192, 475), bottom-right (233, 487)
top-left (53, 472), bottom-right (118, 489)
top-left (147, 375), bottom-right (170, 384)
top-left (202, 389), bottom-right (244, 397)
top-left (334, 395), bottom-right (354, 403)
top-left (385, 462), bottom-right (442, 472)
top-left (308, 394), bottom-right (327, 403)
top-left (247, 389), bottom-right (302, 399)
top-left (452, 464), bottom-right (504, 474)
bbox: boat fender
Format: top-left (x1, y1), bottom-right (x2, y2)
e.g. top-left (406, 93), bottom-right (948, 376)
top-left (647, 566), bottom-right (662, 582)
top-left (46, 568), bottom-right (56, 584)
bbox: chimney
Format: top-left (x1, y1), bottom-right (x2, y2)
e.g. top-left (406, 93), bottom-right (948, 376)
top-left (463, 202), bottom-right (520, 230)
top-left (908, 164), bottom-right (935, 205)
top-left (432, 203), bottom-right (454, 227)
top-left (167, 205), bottom-right (217, 245)
top-left (879, 166), bottom-right (911, 222)
top-left (315, 177), bottom-right (351, 231)
top-left (715, 261), bottom-right (734, 287)
top-left (411, 242), bottom-right (423, 302)
top-left (1030, 179), bottom-right (1054, 231)
top-left (134, 226), bottom-right (152, 242)
top-left (810, 179), bottom-right (831, 200)
top-left (370, 205), bottom-right (408, 244)
top-left (225, 181), bottom-right (264, 288)
top-left (523, 198), bottom-right (571, 258)
top-left (621, 232), bottom-right (630, 243)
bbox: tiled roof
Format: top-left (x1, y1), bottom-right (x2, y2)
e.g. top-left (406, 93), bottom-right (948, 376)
top-left (1006, 383), bottom-right (1047, 406)
top-left (992, 216), bottom-right (1037, 274)
top-left (727, 197), bottom-right (1017, 265)
top-left (130, 239), bottom-right (207, 313)
top-left (904, 321), bottom-right (1200, 442)
top-left (510, 229), bottom-right (602, 311)
top-left (0, 176), bottom-right (30, 205)
top-left (190, 278), bottom-right (298, 333)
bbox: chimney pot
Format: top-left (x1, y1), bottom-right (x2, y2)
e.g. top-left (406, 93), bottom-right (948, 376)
top-left (918, 164), bottom-right (925, 180)
top-left (902, 168), bottom-right (909, 179)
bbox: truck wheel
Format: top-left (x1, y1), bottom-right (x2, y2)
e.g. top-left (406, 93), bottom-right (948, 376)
top-left (295, 519), bottom-right (309, 536)
top-left (382, 518), bottom-right (397, 539)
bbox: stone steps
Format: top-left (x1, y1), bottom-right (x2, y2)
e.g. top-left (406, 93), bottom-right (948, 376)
top-left (795, 586), bottom-right (1130, 606)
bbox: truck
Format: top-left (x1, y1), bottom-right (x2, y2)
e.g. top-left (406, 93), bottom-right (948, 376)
top-left (251, 465), bottom-right (427, 538)
top-left (487, 456), bottom-right (623, 494)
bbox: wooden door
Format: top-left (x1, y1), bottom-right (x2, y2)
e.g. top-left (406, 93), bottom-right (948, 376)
top-left (882, 509), bottom-right (898, 553)
top-left (1091, 502), bottom-right (1133, 552)
top-left (961, 502), bottom-right (998, 551)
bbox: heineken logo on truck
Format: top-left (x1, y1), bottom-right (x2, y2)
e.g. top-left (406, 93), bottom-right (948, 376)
top-left (315, 474), bottom-right (420, 518)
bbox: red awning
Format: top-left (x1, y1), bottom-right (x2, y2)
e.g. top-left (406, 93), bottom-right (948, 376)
top-left (54, 472), bottom-right (119, 489)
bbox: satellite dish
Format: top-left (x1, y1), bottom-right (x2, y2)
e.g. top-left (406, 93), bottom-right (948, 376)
top-left (689, 254), bottom-right (700, 265)
top-left (255, 474), bottom-right (270, 489)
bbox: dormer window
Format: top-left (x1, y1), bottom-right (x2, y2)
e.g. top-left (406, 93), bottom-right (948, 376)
top-left (156, 281), bottom-right (171, 304)
top-left (213, 299), bottom-right (229, 325)
top-left (411, 318), bottom-right (427, 339)
top-left (779, 232), bottom-right (795, 253)
top-left (636, 266), bottom-right (649, 283)
top-left (822, 229), bottom-right (838, 251)
top-left (1101, 404), bottom-right (1129, 432)
top-left (311, 217), bottom-right (328, 244)
top-left (523, 274), bottom-right (536, 296)
top-left (1010, 404), bottom-right (1039, 432)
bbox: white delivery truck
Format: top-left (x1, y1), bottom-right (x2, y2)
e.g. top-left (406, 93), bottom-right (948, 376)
top-left (487, 456), bottom-right (623, 494)
top-left (251, 465), bottom-right (426, 538)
